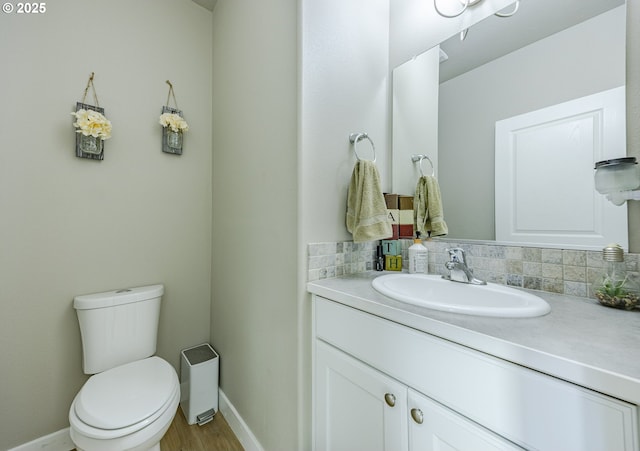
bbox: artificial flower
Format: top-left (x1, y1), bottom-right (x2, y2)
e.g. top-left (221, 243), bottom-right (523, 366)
top-left (71, 109), bottom-right (112, 140)
top-left (159, 112), bottom-right (189, 133)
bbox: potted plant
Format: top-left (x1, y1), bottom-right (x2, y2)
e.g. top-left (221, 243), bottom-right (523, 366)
top-left (594, 273), bottom-right (639, 310)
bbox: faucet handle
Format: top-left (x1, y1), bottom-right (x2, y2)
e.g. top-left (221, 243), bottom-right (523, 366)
top-left (446, 247), bottom-right (466, 263)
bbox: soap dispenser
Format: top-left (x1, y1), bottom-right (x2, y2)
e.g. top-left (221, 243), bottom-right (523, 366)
top-left (408, 232), bottom-right (428, 274)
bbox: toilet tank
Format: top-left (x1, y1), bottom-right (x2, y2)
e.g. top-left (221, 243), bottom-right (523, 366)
top-left (74, 284), bottom-right (164, 374)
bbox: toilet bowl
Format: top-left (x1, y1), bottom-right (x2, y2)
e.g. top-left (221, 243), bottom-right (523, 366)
top-left (69, 357), bottom-right (179, 451)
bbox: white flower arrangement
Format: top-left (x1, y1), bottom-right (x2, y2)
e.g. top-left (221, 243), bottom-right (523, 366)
top-left (71, 109), bottom-right (112, 140)
top-left (159, 112), bottom-right (189, 133)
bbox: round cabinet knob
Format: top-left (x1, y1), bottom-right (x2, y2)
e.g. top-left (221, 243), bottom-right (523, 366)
top-left (411, 408), bottom-right (424, 424)
top-left (384, 393), bottom-right (396, 407)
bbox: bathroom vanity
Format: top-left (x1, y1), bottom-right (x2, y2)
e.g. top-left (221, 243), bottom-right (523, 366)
top-left (308, 272), bottom-right (640, 450)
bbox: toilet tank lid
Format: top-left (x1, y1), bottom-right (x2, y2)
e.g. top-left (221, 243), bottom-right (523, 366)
top-left (74, 284), bottom-right (164, 310)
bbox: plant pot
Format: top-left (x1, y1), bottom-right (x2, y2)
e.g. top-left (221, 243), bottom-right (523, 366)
top-left (595, 291), bottom-right (639, 310)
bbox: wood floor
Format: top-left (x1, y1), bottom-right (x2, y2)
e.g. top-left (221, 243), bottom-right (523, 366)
top-left (161, 408), bottom-right (244, 451)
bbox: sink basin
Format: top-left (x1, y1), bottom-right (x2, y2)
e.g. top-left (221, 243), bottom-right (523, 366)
top-left (372, 274), bottom-right (550, 318)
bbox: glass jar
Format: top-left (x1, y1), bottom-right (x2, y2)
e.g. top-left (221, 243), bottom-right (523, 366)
top-left (592, 244), bottom-right (639, 310)
top-left (166, 128), bottom-right (183, 150)
top-left (79, 134), bottom-right (103, 155)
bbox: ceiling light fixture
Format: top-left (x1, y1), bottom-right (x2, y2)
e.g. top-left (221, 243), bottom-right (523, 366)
top-left (433, 0), bottom-right (519, 19)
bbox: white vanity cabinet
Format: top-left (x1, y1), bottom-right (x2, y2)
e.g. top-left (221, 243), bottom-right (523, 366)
top-left (315, 339), bottom-right (521, 451)
top-left (315, 340), bottom-right (408, 451)
top-left (312, 295), bottom-right (639, 451)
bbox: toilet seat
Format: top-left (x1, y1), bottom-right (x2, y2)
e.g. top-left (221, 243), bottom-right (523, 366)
top-left (71, 356), bottom-right (179, 440)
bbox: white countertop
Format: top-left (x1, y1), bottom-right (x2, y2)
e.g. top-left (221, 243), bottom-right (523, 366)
top-left (307, 271), bottom-right (640, 405)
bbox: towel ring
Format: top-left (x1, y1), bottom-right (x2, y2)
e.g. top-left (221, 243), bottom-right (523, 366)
top-left (349, 132), bottom-right (376, 163)
top-left (411, 154), bottom-right (435, 177)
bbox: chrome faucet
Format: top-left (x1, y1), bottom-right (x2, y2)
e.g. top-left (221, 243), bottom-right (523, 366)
top-left (442, 248), bottom-right (486, 285)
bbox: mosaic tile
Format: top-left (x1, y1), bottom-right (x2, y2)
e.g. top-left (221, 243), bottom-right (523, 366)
top-left (541, 248), bottom-right (562, 264)
top-left (504, 246), bottom-right (523, 260)
top-left (307, 239), bottom-right (640, 301)
top-left (542, 278), bottom-right (564, 294)
top-left (506, 274), bottom-right (523, 287)
top-left (564, 281), bottom-right (587, 297)
top-left (523, 247), bottom-right (542, 262)
top-left (563, 250), bottom-right (586, 266)
top-left (541, 263), bottom-right (563, 279)
top-left (523, 261), bottom-right (542, 277)
top-left (506, 259), bottom-right (523, 275)
top-left (563, 265), bottom-right (586, 282)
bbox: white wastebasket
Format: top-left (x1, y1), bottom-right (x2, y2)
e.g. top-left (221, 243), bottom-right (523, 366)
top-left (180, 343), bottom-right (219, 425)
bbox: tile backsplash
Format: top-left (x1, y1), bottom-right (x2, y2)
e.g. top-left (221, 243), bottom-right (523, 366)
top-left (307, 239), bottom-right (640, 299)
top-left (307, 241), bottom-right (378, 280)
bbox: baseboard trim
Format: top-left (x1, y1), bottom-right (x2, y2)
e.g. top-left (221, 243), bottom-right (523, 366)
top-left (8, 428), bottom-right (74, 451)
top-left (219, 389), bottom-right (264, 451)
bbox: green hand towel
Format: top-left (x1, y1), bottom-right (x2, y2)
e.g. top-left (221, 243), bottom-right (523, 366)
top-left (346, 160), bottom-right (392, 242)
top-left (414, 175), bottom-right (448, 237)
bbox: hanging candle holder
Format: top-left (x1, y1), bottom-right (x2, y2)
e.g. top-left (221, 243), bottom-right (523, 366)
top-left (71, 72), bottom-right (112, 160)
top-left (160, 80), bottom-right (189, 155)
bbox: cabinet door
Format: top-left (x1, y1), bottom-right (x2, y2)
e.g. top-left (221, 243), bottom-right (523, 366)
top-left (314, 340), bottom-right (409, 451)
top-left (408, 389), bottom-right (523, 451)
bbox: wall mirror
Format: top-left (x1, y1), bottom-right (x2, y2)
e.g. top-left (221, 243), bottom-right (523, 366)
top-left (392, 0), bottom-right (629, 250)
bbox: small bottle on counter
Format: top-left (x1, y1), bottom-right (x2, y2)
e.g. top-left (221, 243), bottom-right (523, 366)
top-left (376, 244), bottom-right (384, 271)
top-left (408, 232), bottom-right (428, 274)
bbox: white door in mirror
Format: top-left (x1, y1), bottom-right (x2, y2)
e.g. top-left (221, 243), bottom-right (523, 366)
top-left (495, 86), bottom-right (627, 250)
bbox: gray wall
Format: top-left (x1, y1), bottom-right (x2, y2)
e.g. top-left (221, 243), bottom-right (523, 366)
top-left (211, 0), bottom-right (391, 448)
top-left (299, 1), bottom-right (391, 445)
top-left (438, 7), bottom-right (625, 241)
top-left (211, 0), bottom-right (299, 449)
top-left (0, 1), bottom-right (213, 449)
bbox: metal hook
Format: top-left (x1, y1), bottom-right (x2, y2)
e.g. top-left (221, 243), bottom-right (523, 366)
top-left (349, 133), bottom-right (376, 162)
top-left (411, 154), bottom-right (435, 177)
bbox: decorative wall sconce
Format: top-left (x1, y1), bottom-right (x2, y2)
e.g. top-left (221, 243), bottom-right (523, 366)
top-left (160, 80), bottom-right (189, 156)
top-left (594, 157), bottom-right (640, 205)
top-left (72, 72), bottom-right (112, 161)
top-left (433, 0), bottom-right (519, 19)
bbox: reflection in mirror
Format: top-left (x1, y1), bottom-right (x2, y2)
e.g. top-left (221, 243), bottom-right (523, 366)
top-left (493, 86), bottom-right (627, 249)
top-left (392, 46), bottom-right (440, 192)
top-left (392, 0), bottom-right (628, 249)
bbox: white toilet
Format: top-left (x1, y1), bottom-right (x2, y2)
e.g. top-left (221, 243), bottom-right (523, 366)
top-left (69, 284), bottom-right (179, 451)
